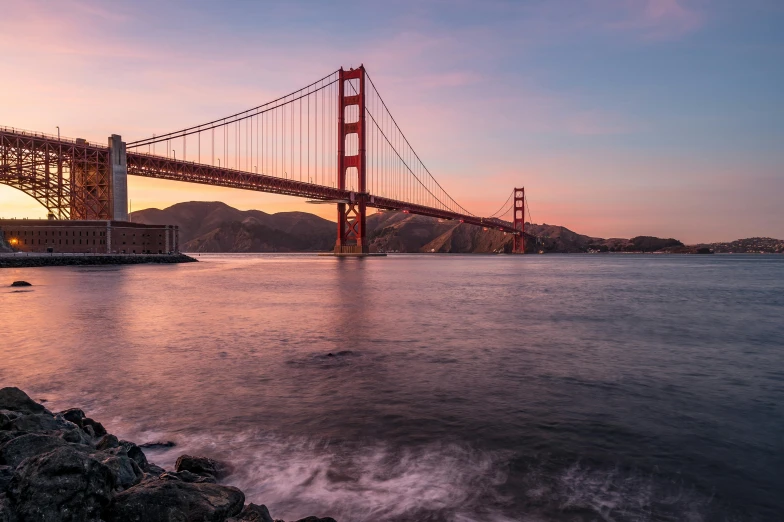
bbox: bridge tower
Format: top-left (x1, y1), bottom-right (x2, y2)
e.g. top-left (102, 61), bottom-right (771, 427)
top-left (334, 66), bottom-right (368, 254)
top-left (513, 187), bottom-right (525, 254)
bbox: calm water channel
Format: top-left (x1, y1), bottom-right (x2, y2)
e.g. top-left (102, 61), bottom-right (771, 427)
top-left (1, 254), bottom-right (782, 521)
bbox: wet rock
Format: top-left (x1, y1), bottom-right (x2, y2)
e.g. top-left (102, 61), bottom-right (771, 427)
top-left (0, 388), bottom-right (46, 415)
top-left (0, 495), bottom-right (16, 522)
top-left (0, 433), bottom-right (67, 468)
top-left (96, 433), bottom-right (120, 450)
top-left (60, 425), bottom-right (92, 446)
top-left (0, 434), bottom-right (15, 449)
top-left (82, 417), bottom-right (107, 437)
top-left (8, 445), bottom-right (115, 522)
top-left (0, 465), bottom-right (13, 492)
top-left (175, 454), bottom-right (232, 480)
top-left (5, 413), bottom-right (63, 434)
top-left (105, 477), bottom-right (244, 522)
top-left (119, 440), bottom-right (149, 471)
top-left (10, 281), bottom-right (31, 287)
top-left (146, 462), bottom-right (165, 475)
top-left (227, 503), bottom-right (274, 522)
top-left (96, 447), bottom-right (143, 490)
top-left (160, 470), bottom-right (217, 483)
top-left (58, 408), bottom-right (85, 428)
top-left (139, 440), bottom-right (176, 448)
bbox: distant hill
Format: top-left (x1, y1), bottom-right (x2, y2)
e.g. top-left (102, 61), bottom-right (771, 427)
top-left (129, 201), bottom-right (779, 254)
top-left (693, 237), bottom-right (784, 254)
top-left (131, 201), bottom-right (335, 252)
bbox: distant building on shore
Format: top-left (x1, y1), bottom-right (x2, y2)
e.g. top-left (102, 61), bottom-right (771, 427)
top-left (0, 220), bottom-right (179, 254)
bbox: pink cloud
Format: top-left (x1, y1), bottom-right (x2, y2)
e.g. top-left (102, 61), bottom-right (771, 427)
top-left (610, 0), bottom-right (704, 40)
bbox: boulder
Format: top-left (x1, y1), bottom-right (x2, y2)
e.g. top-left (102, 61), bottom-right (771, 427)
top-left (160, 470), bottom-right (217, 483)
top-left (175, 454), bottom-right (232, 480)
top-left (10, 281), bottom-right (31, 287)
top-left (5, 413), bottom-right (62, 433)
top-left (96, 434), bottom-right (120, 450)
top-left (95, 447), bottom-right (143, 490)
top-left (139, 440), bottom-right (176, 449)
top-left (58, 408), bottom-right (85, 428)
top-left (227, 503), bottom-right (275, 522)
top-left (0, 465), bottom-right (13, 492)
top-left (105, 476), bottom-right (244, 522)
top-left (0, 495), bottom-right (16, 522)
top-left (82, 417), bottom-right (107, 437)
top-left (0, 433), bottom-right (67, 468)
top-left (8, 445), bottom-right (115, 522)
top-left (119, 440), bottom-right (149, 471)
top-left (0, 389), bottom-right (46, 415)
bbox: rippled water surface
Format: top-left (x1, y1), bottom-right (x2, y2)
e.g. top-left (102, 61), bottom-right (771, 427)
top-left (2, 254), bottom-right (783, 521)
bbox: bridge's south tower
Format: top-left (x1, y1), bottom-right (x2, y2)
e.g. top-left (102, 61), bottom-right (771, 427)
top-left (334, 66), bottom-right (368, 254)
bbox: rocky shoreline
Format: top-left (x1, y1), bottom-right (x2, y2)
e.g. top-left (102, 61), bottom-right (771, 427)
top-left (0, 254), bottom-right (197, 269)
top-left (0, 387), bottom-right (335, 522)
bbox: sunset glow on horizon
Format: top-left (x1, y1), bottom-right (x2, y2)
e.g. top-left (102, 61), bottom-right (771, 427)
top-left (1, 0), bottom-right (782, 243)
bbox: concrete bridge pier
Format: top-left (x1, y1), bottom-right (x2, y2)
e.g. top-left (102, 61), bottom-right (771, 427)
top-left (109, 134), bottom-right (128, 221)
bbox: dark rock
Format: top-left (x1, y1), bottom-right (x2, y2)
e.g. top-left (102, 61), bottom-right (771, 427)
top-left (96, 434), bottom-right (120, 450)
top-left (160, 470), bottom-right (217, 483)
top-left (59, 426), bottom-right (92, 445)
top-left (59, 408), bottom-right (85, 428)
top-left (105, 477), bottom-right (244, 522)
top-left (82, 417), bottom-right (107, 437)
top-left (95, 447), bottom-right (143, 490)
top-left (8, 445), bottom-right (115, 522)
top-left (119, 440), bottom-right (149, 471)
top-left (227, 503), bottom-right (274, 522)
top-left (139, 440), bottom-right (176, 448)
top-left (0, 433), bottom-right (67, 468)
top-left (0, 495), bottom-right (16, 522)
top-left (10, 281), bottom-right (31, 287)
top-left (175, 454), bottom-right (232, 480)
top-left (0, 412), bottom-right (18, 432)
top-left (293, 517), bottom-right (337, 522)
top-left (146, 462), bottom-right (165, 475)
top-left (0, 388), bottom-right (46, 415)
top-left (5, 413), bottom-right (62, 433)
top-left (0, 465), bottom-right (13, 492)
top-left (0, 434), bottom-right (15, 448)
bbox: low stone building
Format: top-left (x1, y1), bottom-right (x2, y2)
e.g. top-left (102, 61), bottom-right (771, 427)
top-left (0, 220), bottom-right (179, 254)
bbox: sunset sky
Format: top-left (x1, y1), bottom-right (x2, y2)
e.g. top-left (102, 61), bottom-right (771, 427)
top-left (1, 0), bottom-right (782, 243)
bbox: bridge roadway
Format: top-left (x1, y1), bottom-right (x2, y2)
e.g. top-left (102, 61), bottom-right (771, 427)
top-left (126, 150), bottom-right (524, 235)
top-left (0, 126), bottom-right (531, 240)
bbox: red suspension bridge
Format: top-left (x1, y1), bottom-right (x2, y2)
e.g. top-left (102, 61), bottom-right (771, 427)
top-left (0, 66), bottom-right (533, 253)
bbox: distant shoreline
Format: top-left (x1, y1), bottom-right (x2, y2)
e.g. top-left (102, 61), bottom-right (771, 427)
top-left (0, 253), bottom-right (197, 268)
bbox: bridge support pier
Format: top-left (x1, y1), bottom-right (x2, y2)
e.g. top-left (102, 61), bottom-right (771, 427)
top-left (109, 134), bottom-right (128, 221)
top-left (513, 187), bottom-right (525, 254)
top-left (334, 66), bottom-right (369, 254)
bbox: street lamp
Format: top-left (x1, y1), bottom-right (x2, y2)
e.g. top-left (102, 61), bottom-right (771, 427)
top-left (56, 126), bottom-right (59, 140)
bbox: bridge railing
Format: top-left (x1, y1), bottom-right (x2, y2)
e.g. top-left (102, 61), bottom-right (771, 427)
top-left (0, 126), bottom-right (106, 149)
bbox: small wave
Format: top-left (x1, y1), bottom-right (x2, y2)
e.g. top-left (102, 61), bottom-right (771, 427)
top-left (119, 428), bottom-right (733, 522)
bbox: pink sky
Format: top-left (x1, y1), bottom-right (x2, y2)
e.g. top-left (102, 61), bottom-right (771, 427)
top-left (1, 0), bottom-right (782, 243)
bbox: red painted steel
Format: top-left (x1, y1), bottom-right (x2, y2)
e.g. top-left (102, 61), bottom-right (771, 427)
top-left (335, 66), bottom-right (368, 254)
top-left (513, 187), bottom-right (525, 253)
top-left (0, 128), bottom-right (113, 220)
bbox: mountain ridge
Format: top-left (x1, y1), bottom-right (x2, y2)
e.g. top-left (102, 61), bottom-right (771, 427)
top-left (129, 201), bottom-right (782, 254)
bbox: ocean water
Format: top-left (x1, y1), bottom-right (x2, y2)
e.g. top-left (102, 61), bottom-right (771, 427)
top-left (1, 254), bottom-right (782, 521)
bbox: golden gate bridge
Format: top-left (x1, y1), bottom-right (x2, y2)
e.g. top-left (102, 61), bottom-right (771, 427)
top-left (0, 66), bottom-right (533, 254)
